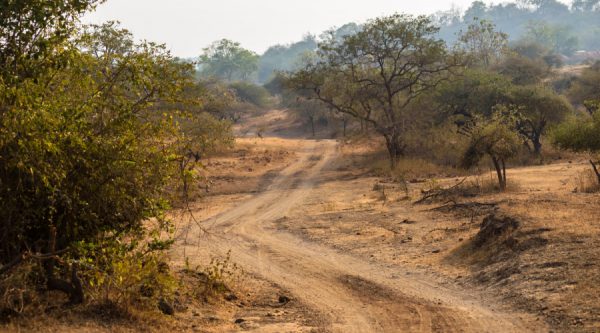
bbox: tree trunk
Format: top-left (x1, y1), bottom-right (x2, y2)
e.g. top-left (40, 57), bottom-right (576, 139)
top-left (532, 135), bottom-right (542, 156)
top-left (491, 156), bottom-right (507, 191)
top-left (342, 118), bottom-right (347, 137)
top-left (501, 158), bottom-right (507, 189)
top-left (385, 133), bottom-right (403, 170)
top-left (591, 160), bottom-right (600, 184)
top-left (44, 226), bottom-right (84, 305)
top-left (310, 117), bottom-right (315, 137)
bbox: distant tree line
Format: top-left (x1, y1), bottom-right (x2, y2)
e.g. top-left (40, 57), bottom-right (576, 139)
top-left (196, 1), bottom-right (599, 86)
top-left (434, 0), bottom-right (600, 55)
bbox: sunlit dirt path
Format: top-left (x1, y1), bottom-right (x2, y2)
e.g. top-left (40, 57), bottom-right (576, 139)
top-left (173, 138), bottom-right (544, 332)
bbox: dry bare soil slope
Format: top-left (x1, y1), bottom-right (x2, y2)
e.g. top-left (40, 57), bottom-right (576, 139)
top-left (168, 110), bottom-right (600, 332)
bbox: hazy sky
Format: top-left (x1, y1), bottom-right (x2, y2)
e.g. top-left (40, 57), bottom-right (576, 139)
top-left (82, 0), bottom-right (565, 57)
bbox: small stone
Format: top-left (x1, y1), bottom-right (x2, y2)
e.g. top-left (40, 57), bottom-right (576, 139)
top-left (278, 295), bottom-right (290, 304)
top-left (158, 298), bottom-right (174, 316)
top-left (234, 318), bottom-right (245, 324)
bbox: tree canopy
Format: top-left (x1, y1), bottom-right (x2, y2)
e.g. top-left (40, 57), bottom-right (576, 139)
top-left (568, 61), bottom-right (600, 114)
top-left (456, 19), bottom-right (509, 68)
top-left (553, 111), bottom-right (600, 183)
top-left (199, 39), bottom-right (259, 81)
top-left (462, 107), bottom-right (521, 190)
top-left (291, 14), bottom-right (458, 168)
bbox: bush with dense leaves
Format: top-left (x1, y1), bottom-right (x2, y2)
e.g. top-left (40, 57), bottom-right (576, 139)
top-left (228, 81), bottom-right (272, 108)
top-left (0, 4), bottom-right (232, 313)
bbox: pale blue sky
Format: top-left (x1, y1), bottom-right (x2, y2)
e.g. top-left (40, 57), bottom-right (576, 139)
top-left (82, 0), bottom-right (568, 57)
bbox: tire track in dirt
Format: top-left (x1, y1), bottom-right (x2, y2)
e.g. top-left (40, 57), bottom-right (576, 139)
top-left (175, 139), bottom-right (544, 332)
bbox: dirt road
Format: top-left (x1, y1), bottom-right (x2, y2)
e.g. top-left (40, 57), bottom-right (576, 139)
top-left (175, 138), bottom-right (543, 332)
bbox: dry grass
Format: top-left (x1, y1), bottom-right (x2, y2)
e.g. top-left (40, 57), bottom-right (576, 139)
top-left (278, 132), bottom-right (599, 331)
top-left (574, 168), bottom-right (600, 193)
top-left (370, 157), bottom-right (466, 181)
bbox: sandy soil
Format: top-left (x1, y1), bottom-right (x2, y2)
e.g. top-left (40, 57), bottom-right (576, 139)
top-left (277, 143), bottom-right (600, 332)
top-left (172, 128), bottom-right (556, 332)
top-left (168, 109), bottom-right (600, 332)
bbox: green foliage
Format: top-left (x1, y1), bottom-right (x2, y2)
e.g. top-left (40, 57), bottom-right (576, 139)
top-left (552, 111), bottom-right (600, 153)
top-left (291, 13), bottom-right (458, 167)
top-left (438, 68), bottom-right (570, 155)
top-left (436, 69), bottom-right (513, 127)
top-left (510, 85), bottom-right (573, 154)
top-left (199, 39), bottom-right (259, 81)
top-left (191, 78), bottom-right (237, 121)
top-left (496, 55), bottom-right (549, 85)
top-left (180, 113), bottom-right (234, 155)
top-left (462, 107), bottom-right (522, 190)
top-left (263, 72), bottom-right (288, 96)
top-left (229, 81), bottom-right (272, 108)
top-left (0, 0), bottom-right (101, 84)
top-left (462, 108), bottom-right (521, 168)
top-left (512, 40), bottom-right (549, 60)
top-left (0, 8), bottom-right (232, 314)
top-left (184, 250), bottom-right (239, 299)
top-left (510, 40), bottom-right (563, 69)
top-left (457, 19), bottom-right (509, 68)
top-left (552, 108), bottom-right (600, 184)
top-left (523, 21), bottom-right (579, 56)
top-left (75, 236), bottom-right (176, 308)
top-left (202, 250), bottom-right (239, 294)
top-left (0, 22), bottom-right (190, 263)
top-left (568, 61), bottom-right (600, 112)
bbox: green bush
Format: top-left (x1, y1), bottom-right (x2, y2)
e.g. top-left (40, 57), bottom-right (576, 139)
top-left (0, 6), bottom-right (232, 314)
top-left (229, 81), bottom-right (272, 108)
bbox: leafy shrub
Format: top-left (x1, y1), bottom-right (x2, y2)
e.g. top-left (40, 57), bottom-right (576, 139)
top-left (0, 6), bottom-right (232, 316)
top-left (229, 81), bottom-right (272, 108)
top-left (76, 236), bottom-right (177, 309)
top-left (183, 251), bottom-right (240, 300)
top-left (552, 111), bottom-right (600, 185)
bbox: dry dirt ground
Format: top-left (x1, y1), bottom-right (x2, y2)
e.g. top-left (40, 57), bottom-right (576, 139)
top-left (6, 110), bottom-right (598, 332)
top-left (173, 140), bottom-right (537, 332)
top-left (170, 110), bottom-right (600, 332)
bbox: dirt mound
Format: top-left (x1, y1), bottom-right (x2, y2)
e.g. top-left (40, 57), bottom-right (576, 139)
top-left (473, 214), bottom-right (520, 248)
top-left (431, 201), bottom-right (498, 218)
